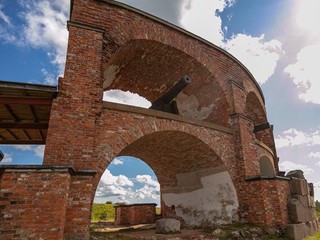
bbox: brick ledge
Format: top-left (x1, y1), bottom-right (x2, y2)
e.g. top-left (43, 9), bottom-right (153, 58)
top-left (0, 165), bottom-right (97, 176)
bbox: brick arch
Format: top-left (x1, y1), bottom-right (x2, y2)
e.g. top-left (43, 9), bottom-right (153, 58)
top-left (245, 91), bottom-right (267, 125)
top-left (103, 38), bottom-right (231, 126)
top-left (93, 117), bottom-right (238, 226)
top-left (94, 114), bottom-right (235, 182)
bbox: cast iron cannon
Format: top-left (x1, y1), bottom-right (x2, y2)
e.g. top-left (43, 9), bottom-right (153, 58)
top-left (149, 75), bottom-right (191, 114)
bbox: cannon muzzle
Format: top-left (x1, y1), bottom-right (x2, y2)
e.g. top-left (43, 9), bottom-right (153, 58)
top-left (150, 75), bottom-right (191, 114)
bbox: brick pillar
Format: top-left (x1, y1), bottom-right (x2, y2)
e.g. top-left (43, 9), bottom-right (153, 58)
top-left (43, 23), bottom-right (105, 170)
top-left (63, 174), bottom-right (96, 240)
top-left (229, 80), bottom-right (260, 222)
top-left (0, 166), bottom-right (71, 240)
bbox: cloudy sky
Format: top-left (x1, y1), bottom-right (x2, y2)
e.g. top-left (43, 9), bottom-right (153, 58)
top-left (1, 0), bottom-right (320, 204)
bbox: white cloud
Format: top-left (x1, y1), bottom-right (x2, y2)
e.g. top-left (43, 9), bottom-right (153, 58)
top-left (275, 128), bottom-right (320, 149)
top-left (316, 162), bottom-right (320, 167)
top-left (180, 0), bottom-right (227, 46)
top-left (34, 146), bottom-right (45, 158)
top-left (179, 1), bottom-right (283, 85)
top-left (284, 43), bottom-right (320, 104)
top-left (14, 145), bottom-right (33, 151)
top-left (100, 169), bottom-right (134, 188)
top-left (94, 170), bottom-right (160, 205)
top-left (314, 181), bottom-right (320, 201)
top-left (1, 1), bottom-right (69, 84)
top-left (224, 34), bottom-right (283, 85)
top-left (13, 145), bottom-right (45, 158)
top-left (20, 0), bottom-right (69, 77)
top-left (308, 152), bottom-right (320, 159)
top-left (279, 160), bottom-right (313, 176)
top-left (136, 175), bottom-right (160, 188)
top-left (295, 0), bottom-right (320, 34)
top-left (0, 4), bottom-right (10, 24)
top-left (103, 90), bottom-right (151, 108)
top-left (41, 68), bottom-right (56, 85)
top-left (112, 158), bottom-right (124, 165)
top-left (0, 153), bottom-right (13, 164)
top-left (134, 184), bottom-right (160, 200)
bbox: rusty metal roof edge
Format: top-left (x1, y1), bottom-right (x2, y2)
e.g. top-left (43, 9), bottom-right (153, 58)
top-left (0, 80), bottom-right (57, 93)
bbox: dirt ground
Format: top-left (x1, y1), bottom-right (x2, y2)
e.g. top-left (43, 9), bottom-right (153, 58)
top-left (90, 222), bottom-right (222, 239)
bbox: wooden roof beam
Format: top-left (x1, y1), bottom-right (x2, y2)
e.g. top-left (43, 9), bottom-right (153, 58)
top-left (0, 123), bottom-right (48, 129)
top-left (0, 97), bottom-right (53, 105)
top-left (0, 140), bottom-right (45, 145)
top-left (4, 104), bottom-right (20, 122)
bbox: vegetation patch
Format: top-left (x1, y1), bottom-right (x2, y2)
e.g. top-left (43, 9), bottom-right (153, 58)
top-left (91, 203), bottom-right (115, 222)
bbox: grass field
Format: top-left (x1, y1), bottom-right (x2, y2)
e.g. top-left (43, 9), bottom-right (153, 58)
top-left (91, 203), bottom-right (115, 222)
top-left (91, 203), bottom-right (161, 222)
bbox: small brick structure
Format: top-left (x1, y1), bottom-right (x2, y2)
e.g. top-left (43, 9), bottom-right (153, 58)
top-left (114, 203), bottom-right (157, 225)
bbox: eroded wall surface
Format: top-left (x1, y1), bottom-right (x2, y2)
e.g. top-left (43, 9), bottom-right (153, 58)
top-left (162, 167), bottom-right (239, 226)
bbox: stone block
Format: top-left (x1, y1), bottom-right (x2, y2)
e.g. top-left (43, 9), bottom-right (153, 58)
top-left (288, 198), bottom-right (305, 223)
top-left (308, 183), bottom-right (314, 196)
top-left (290, 179), bottom-right (308, 195)
top-left (305, 208), bottom-right (317, 222)
top-left (306, 220), bottom-right (318, 236)
top-left (307, 195), bottom-right (316, 208)
top-left (286, 170), bottom-right (305, 179)
top-left (156, 218), bottom-right (180, 233)
top-left (296, 195), bottom-right (308, 207)
top-left (286, 223), bottom-right (308, 240)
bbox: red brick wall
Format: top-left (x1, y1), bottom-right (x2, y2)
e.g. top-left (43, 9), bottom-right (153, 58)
top-left (0, 168), bottom-right (70, 240)
top-left (63, 175), bottom-right (95, 240)
top-left (114, 204), bottom-right (156, 225)
top-left (244, 179), bottom-right (290, 226)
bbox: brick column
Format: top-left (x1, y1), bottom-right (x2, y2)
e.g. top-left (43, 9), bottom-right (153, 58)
top-left (0, 166), bottom-right (71, 240)
top-left (63, 173), bottom-right (96, 240)
top-left (43, 22), bottom-right (105, 170)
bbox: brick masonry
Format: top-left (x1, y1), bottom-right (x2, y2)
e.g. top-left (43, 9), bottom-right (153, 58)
top-left (114, 203), bottom-right (157, 225)
top-left (1, 0), bottom-right (317, 239)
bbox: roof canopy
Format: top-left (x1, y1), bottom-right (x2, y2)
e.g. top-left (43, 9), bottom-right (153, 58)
top-left (0, 80), bottom-right (57, 145)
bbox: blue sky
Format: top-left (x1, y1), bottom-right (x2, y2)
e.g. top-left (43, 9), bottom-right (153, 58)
top-left (1, 0), bottom-right (320, 204)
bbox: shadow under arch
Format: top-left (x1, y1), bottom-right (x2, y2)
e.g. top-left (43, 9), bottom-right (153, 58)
top-left (102, 39), bottom-right (231, 127)
top-left (94, 130), bottom-right (239, 227)
top-left (259, 155), bottom-right (276, 177)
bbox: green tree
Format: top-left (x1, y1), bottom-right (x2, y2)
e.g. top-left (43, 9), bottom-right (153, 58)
top-left (316, 200), bottom-right (320, 212)
top-left (106, 201), bottom-right (113, 204)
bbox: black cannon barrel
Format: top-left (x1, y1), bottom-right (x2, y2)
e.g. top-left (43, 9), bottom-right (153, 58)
top-left (150, 75), bottom-right (191, 113)
top-left (162, 75), bottom-right (191, 104)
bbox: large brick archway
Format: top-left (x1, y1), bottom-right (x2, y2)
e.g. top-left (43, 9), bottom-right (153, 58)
top-left (0, 1), bottom-right (296, 239)
top-left (93, 110), bottom-right (239, 226)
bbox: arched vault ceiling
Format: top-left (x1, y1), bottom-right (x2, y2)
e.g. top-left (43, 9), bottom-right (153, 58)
top-left (118, 130), bottom-right (223, 187)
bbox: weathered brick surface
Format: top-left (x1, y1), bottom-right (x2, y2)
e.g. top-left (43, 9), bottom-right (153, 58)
top-left (114, 204), bottom-right (157, 225)
top-left (0, 169), bottom-right (70, 240)
top-left (63, 175), bottom-right (95, 240)
top-left (244, 179), bottom-right (290, 226)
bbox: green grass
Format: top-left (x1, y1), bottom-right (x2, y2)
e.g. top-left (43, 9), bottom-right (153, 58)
top-left (91, 203), bottom-right (115, 222)
top-left (91, 203), bottom-right (161, 222)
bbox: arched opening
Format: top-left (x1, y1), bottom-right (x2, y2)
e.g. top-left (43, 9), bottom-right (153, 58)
top-left (102, 39), bottom-right (231, 127)
top-left (259, 155), bottom-right (276, 177)
top-left (94, 130), bottom-right (239, 227)
top-left (93, 156), bottom-right (160, 222)
top-left (94, 156), bottom-right (160, 205)
top-left (245, 92), bottom-right (273, 146)
top-left (103, 90), bottom-right (151, 108)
